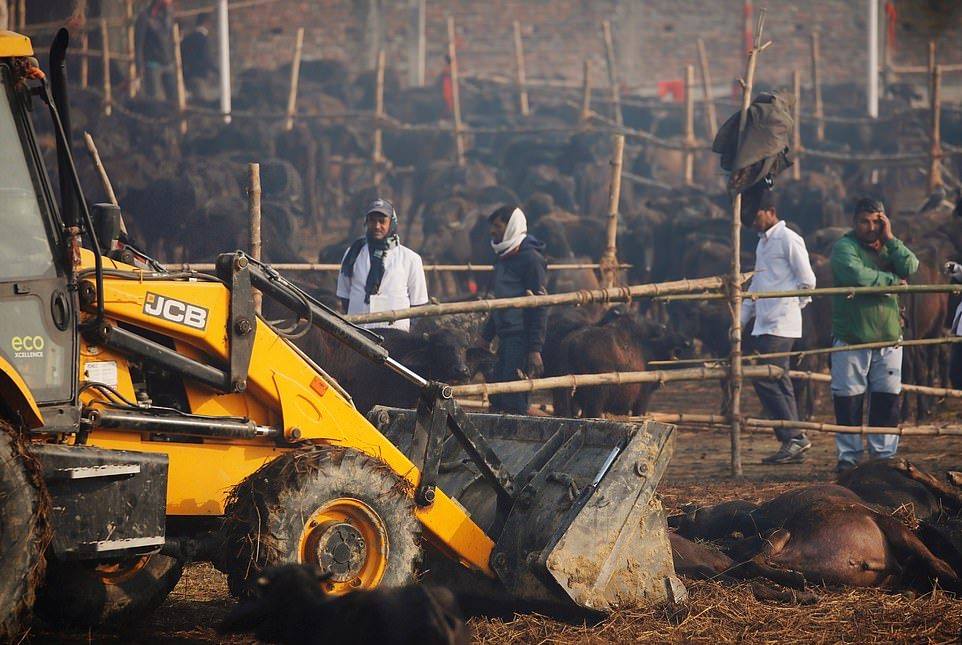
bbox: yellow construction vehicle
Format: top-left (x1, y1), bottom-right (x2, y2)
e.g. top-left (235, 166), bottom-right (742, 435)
top-left (0, 29), bottom-right (684, 636)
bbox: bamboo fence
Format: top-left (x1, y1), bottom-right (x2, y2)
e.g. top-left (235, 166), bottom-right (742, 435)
top-left (25, 7), bottom-right (962, 474)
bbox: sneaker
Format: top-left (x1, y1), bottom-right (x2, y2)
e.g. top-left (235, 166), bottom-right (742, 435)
top-left (762, 438), bottom-right (812, 464)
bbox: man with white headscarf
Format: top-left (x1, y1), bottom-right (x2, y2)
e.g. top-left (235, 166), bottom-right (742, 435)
top-left (337, 198), bottom-right (428, 332)
top-left (478, 205), bottom-right (548, 414)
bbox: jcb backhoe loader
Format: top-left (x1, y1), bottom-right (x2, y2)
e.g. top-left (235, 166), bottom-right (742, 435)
top-left (0, 29), bottom-right (684, 637)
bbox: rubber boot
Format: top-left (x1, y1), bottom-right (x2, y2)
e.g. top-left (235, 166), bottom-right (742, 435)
top-left (833, 394), bottom-right (864, 471)
top-left (833, 394), bottom-right (864, 426)
top-left (867, 392), bottom-right (901, 460)
top-left (867, 392), bottom-right (900, 428)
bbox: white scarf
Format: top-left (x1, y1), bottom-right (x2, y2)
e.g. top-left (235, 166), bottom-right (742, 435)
top-left (491, 208), bottom-right (527, 256)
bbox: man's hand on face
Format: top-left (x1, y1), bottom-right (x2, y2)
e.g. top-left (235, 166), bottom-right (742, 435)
top-left (526, 351), bottom-right (544, 379)
top-left (879, 213), bottom-right (894, 243)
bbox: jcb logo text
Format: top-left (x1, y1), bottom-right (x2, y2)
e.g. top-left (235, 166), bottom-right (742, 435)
top-left (143, 293), bottom-right (208, 330)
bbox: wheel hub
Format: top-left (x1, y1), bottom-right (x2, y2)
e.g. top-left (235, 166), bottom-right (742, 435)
top-left (297, 497), bottom-right (389, 594)
top-left (314, 522), bottom-right (366, 582)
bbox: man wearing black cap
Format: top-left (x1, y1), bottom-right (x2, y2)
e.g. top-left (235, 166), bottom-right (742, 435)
top-left (742, 182), bottom-right (817, 464)
top-left (337, 199), bottom-right (428, 332)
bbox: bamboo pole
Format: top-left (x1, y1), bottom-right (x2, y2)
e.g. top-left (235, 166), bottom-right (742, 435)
top-left (580, 59), bottom-right (592, 124)
top-left (513, 20), bottom-right (529, 116)
top-left (728, 8), bottom-right (770, 477)
top-left (683, 64), bottom-right (695, 185)
top-left (447, 16), bottom-right (465, 167)
top-left (927, 40), bottom-right (936, 104)
top-left (783, 369), bottom-right (962, 399)
top-left (126, 0), bottom-right (136, 98)
top-left (601, 20), bottom-right (622, 126)
top-left (165, 261), bottom-right (633, 273)
top-left (285, 27), bottom-right (305, 132)
top-left (643, 413), bottom-right (962, 437)
top-left (80, 30), bottom-right (89, 89)
top-left (792, 69), bottom-right (801, 180)
top-left (647, 335), bottom-right (962, 367)
top-left (810, 32), bottom-right (824, 142)
top-left (248, 163), bottom-right (262, 314)
top-left (658, 282), bottom-right (962, 301)
top-left (83, 132), bottom-right (118, 207)
top-left (696, 38), bottom-right (718, 138)
top-left (172, 22), bottom-right (188, 135)
top-left (601, 134), bottom-right (625, 288)
top-left (449, 364), bottom-right (785, 397)
top-left (372, 47), bottom-right (385, 162)
top-left (348, 273), bottom-right (748, 325)
top-left (929, 64), bottom-right (943, 191)
top-left (100, 18), bottom-right (112, 117)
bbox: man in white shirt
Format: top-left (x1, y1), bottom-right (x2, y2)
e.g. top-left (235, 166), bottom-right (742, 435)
top-left (741, 184), bottom-right (817, 464)
top-left (336, 199), bottom-right (428, 332)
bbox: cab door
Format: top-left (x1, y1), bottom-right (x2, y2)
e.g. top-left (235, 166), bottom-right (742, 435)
top-left (0, 64), bottom-right (76, 421)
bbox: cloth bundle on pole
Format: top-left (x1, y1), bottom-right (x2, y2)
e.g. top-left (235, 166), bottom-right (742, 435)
top-left (712, 90), bottom-right (795, 194)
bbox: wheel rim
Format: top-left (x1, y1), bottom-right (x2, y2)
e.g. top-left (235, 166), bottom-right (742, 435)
top-left (297, 497), bottom-right (389, 594)
top-left (93, 556), bottom-right (152, 585)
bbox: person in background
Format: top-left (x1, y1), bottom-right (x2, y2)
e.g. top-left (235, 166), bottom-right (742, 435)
top-left (135, 0), bottom-right (176, 100)
top-left (943, 260), bottom-right (962, 389)
top-left (180, 12), bottom-right (214, 98)
top-left (477, 206), bottom-right (547, 415)
top-left (337, 199), bottom-right (427, 332)
top-left (830, 197), bottom-right (918, 472)
top-left (741, 182), bottom-right (817, 464)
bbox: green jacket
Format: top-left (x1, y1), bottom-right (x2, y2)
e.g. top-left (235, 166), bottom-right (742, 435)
top-left (830, 232), bottom-right (919, 344)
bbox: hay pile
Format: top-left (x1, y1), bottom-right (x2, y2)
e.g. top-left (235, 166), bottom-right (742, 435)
top-left (472, 580), bottom-right (960, 644)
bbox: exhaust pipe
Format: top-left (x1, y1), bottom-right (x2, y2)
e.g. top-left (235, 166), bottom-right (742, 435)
top-left (48, 29), bottom-right (79, 228)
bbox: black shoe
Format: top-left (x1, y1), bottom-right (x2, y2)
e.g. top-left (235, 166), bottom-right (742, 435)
top-left (762, 438), bottom-right (812, 464)
top-left (835, 460), bottom-right (858, 474)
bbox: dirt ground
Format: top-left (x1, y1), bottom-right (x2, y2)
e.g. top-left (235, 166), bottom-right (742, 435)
top-left (28, 382), bottom-right (962, 644)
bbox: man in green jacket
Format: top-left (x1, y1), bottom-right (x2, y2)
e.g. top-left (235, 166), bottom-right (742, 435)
top-left (830, 197), bottom-right (919, 472)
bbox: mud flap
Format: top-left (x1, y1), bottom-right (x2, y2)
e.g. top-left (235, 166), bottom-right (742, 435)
top-left (370, 408), bottom-right (686, 611)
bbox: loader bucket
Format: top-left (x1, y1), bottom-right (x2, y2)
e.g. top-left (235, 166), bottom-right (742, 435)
top-left (369, 408), bottom-right (687, 612)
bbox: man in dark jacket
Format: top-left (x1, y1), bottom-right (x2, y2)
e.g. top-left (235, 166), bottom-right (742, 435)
top-left (479, 206), bottom-right (548, 414)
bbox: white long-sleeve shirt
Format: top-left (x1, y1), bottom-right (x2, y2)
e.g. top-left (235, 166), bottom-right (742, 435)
top-left (741, 220), bottom-right (817, 338)
top-left (336, 242), bottom-right (429, 332)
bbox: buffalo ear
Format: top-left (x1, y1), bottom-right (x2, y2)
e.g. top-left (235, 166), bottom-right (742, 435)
top-left (401, 347), bottom-right (430, 370)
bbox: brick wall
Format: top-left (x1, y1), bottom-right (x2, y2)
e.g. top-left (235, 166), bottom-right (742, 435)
top-left (216, 0), bottom-right (961, 92)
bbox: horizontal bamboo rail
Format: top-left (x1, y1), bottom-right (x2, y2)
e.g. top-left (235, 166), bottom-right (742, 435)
top-left (888, 63), bottom-right (962, 74)
top-left (658, 283), bottom-right (962, 302)
top-left (347, 274), bottom-right (746, 324)
top-left (448, 364), bottom-right (782, 397)
top-left (164, 261), bottom-right (630, 273)
top-left (643, 412), bottom-right (962, 437)
top-left (645, 336), bottom-right (962, 367)
top-left (784, 369), bottom-right (962, 399)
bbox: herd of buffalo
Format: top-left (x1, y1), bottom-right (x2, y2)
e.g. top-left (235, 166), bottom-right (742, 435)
top-left (35, 53), bottom-right (962, 640)
top-left (47, 58), bottom-right (962, 423)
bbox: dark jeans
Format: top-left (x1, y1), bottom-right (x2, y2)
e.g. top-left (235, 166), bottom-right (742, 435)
top-left (750, 334), bottom-right (804, 443)
top-left (490, 334), bottom-right (528, 414)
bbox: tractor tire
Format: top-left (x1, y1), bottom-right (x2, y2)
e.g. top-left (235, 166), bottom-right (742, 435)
top-left (220, 446), bottom-right (421, 598)
top-left (0, 420), bottom-right (49, 642)
top-left (35, 554), bottom-right (183, 629)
